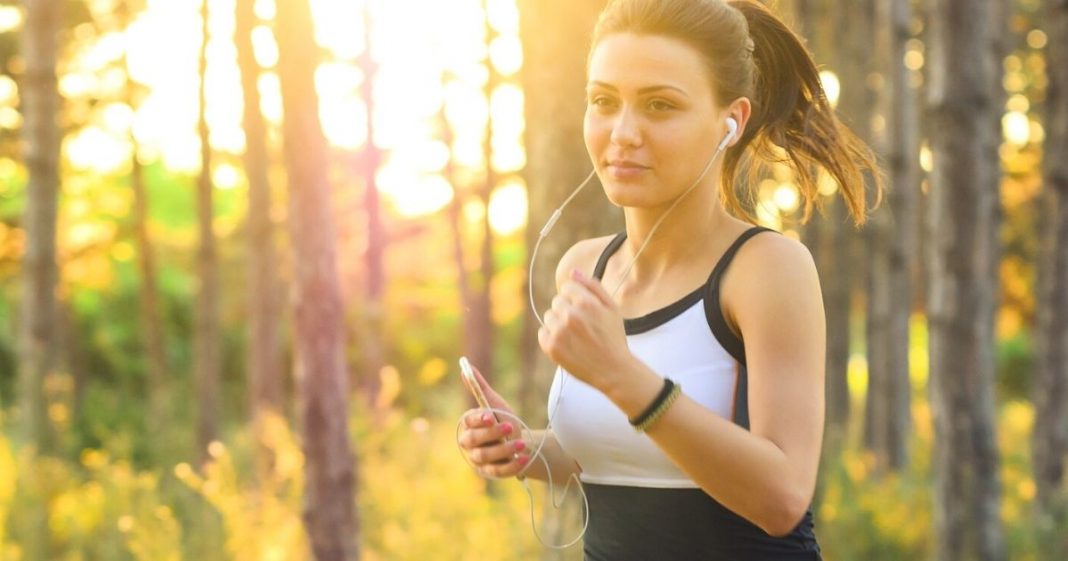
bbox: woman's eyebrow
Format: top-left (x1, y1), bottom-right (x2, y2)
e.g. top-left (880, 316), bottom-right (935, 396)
top-left (586, 81), bottom-right (690, 97)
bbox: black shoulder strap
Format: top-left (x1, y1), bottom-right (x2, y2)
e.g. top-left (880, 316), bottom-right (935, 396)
top-left (592, 232), bottom-right (628, 281)
top-left (703, 226), bottom-right (775, 366)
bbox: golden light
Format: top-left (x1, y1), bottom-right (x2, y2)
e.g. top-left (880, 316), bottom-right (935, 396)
top-left (0, 107), bottom-right (21, 130)
top-left (1002, 111), bottom-right (1030, 146)
top-left (817, 172), bottom-right (838, 196)
top-left (489, 35), bottom-right (523, 77)
top-left (818, 70), bottom-right (840, 109)
top-left (101, 102), bottom-right (134, 135)
top-left (487, 180), bottom-right (527, 235)
top-left (56, 0), bottom-right (528, 220)
top-left (904, 50), bottom-right (924, 71)
top-left (1006, 94), bottom-right (1030, 113)
top-left (0, 5), bottom-right (23, 33)
top-left (0, 75), bottom-right (17, 105)
top-left (251, 25), bottom-right (278, 68)
top-left (773, 182), bottom-right (800, 213)
top-left (212, 162), bottom-right (243, 190)
top-left (1027, 29), bottom-right (1048, 50)
top-left (486, 0), bottom-right (520, 33)
top-left (65, 126), bottom-right (130, 173)
top-left (919, 142), bottom-right (933, 173)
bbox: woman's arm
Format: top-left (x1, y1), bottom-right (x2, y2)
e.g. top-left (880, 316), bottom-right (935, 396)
top-left (516, 430), bottom-right (583, 485)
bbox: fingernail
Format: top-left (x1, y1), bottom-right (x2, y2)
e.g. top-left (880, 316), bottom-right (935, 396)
top-left (501, 423), bottom-right (514, 435)
top-left (515, 440), bottom-right (526, 452)
top-left (481, 413), bottom-right (492, 423)
top-left (571, 268), bottom-right (584, 280)
top-left (518, 455), bottom-right (530, 466)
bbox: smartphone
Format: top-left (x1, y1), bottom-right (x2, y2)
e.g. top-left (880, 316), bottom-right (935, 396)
top-left (459, 356), bottom-right (493, 411)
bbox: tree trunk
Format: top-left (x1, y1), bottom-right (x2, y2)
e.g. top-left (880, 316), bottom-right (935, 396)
top-left (274, 0), bottom-right (358, 558)
top-left (121, 0), bottom-right (170, 460)
top-left (517, 0), bottom-right (621, 423)
top-left (235, 0), bottom-right (284, 479)
top-left (16, 2), bottom-right (61, 559)
top-left (1033, 0), bottom-right (1068, 553)
top-left (465, 0), bottom-right (500, 391)
top-left (17, 0), bottom-right (60, 452)
top-left (358, 3), bottom-right (385, 406)
top-left (925, 1), bottom-right (1007, 559)
top-left (867, 0), bottom-right (918, 472)
top-left (194, 0), bottom-right (221, 464)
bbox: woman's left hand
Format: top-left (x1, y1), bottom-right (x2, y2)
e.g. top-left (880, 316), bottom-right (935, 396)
top-left (538, 269), bottom-right (634, 392)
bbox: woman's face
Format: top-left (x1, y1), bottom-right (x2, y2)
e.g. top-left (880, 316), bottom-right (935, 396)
top-left (585, 33), bottom-right (730, 208)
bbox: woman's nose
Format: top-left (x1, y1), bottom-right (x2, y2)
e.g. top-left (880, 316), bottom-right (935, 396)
top-left (609, 108), bottom-right (642, 148)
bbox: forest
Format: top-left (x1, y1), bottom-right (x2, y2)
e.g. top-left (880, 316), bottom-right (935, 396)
top-left (1, 0), bottom-right (1066, 560)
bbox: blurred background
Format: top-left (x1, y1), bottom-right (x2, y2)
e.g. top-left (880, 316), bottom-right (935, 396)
top-left (0, 0), bottom-right (1066, 560)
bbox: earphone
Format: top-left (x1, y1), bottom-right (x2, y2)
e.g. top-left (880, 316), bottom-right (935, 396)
top-left (459, 117), bottom-right (739, 549)
top-left (721, 117), bottom-right (739, 152)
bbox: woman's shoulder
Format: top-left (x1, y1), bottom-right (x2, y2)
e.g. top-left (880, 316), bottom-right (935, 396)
top-left (721, 230), bottom-right (821, 333)
top-left (554, 234), bottom-right (620, 290)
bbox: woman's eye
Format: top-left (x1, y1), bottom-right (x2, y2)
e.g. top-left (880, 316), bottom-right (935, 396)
top-left (648, 100), bottom-right (674, 111)
top-left (590, 95), bottom-right (615, 107)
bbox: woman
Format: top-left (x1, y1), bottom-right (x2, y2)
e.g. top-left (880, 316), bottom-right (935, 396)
top-left (458, 0), bottom-right (880, 558)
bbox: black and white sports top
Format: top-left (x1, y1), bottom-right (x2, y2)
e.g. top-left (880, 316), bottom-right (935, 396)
top-left (547, 226), bottom-right (822, 560)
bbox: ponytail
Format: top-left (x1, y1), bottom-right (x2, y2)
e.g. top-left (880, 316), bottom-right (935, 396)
top-left (726, 0), bottom-right (882, 226)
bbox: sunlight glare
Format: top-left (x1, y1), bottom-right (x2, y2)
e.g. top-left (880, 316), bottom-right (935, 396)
top-left (251, 25), bottom-right (279, 69)
top-left (0, 6), bottom-right (23, 33)
top-left (386, 174), bottom-right (454, 218)
top-left (487, 180), bottom-right (527, 235)
top-left (773, 182), bottom-right (800, 213)
top-left (489, 35), bottom-right (523, 76)
top-left (0, 75), bottom-right (18, 105)
top-left (212, 162), bottom-right (243, 190)
top-left (1002, 111), bottom-right (1030, 146)
top-left (65, 127), bottom-right (130, 173)
top-left (818, 71), bottom-right (840, 109)
top-left (486, 0), bottom-right (520, 34)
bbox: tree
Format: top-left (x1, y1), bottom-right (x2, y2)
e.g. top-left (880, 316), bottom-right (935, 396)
top-left (234, 0), bottom-right (284, 471)
top-left (867, 0), bottom-right (919, 472)
top-left (16, 1), bottom-right (62, 559)
top-left (274, 0), bottom-right (358, 558)
top-left (517, 0), bottom-right (620, 421)
top-left (925, 1), bottom-right (1007, 559)
top-left (1033, 0), bottom-right (1068, 553)
top-left (194, 0), bottom-right (220, 463)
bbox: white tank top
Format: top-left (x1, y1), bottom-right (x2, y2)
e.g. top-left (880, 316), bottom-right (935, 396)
top-left (547, 227), bottom-right (771, 488)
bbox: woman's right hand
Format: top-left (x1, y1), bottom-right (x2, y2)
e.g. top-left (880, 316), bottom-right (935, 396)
top-left (457, 364), bottom-right (531, 479)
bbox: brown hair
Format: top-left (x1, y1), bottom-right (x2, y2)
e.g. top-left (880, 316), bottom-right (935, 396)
top-left (590, 0), bottom-right (883, 225)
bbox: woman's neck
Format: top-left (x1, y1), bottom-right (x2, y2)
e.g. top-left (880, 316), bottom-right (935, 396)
top-left (613, 183), bottom-right (736, 289)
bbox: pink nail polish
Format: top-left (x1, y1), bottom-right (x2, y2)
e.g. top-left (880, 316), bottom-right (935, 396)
top-left (515, 440), bottom-right (526, 452)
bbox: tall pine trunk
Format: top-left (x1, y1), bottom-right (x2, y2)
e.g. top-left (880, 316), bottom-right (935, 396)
top-left (16, 1), bottom-right (61, 559)
top-left (358, 3), bottom-right (385, 405)
top-left (194, 0), bottom-right (220, 463)
top-left (274, 0), bottom-right (358, 558)
top-left (235, 0), bottom-right (284, 478)
top-left (925, 1), bottom-right (1006, 559)
top-left (867, 0), bottom-right (918, 472)
top-left (1033, 0), bottom-right (1068, 554)
top-left (121, 0), bottom-right (170, 460)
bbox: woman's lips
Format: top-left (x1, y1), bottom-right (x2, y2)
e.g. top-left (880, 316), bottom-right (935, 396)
top-left (606, 160), bottom-right (650, 180)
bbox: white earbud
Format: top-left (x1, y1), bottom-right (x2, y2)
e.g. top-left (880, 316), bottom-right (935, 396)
top-left (718, 117), bottom-right (738, 153)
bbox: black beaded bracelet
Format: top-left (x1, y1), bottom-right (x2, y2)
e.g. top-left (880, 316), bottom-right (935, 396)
top-left (629, 378), bottom-right (677, 429)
